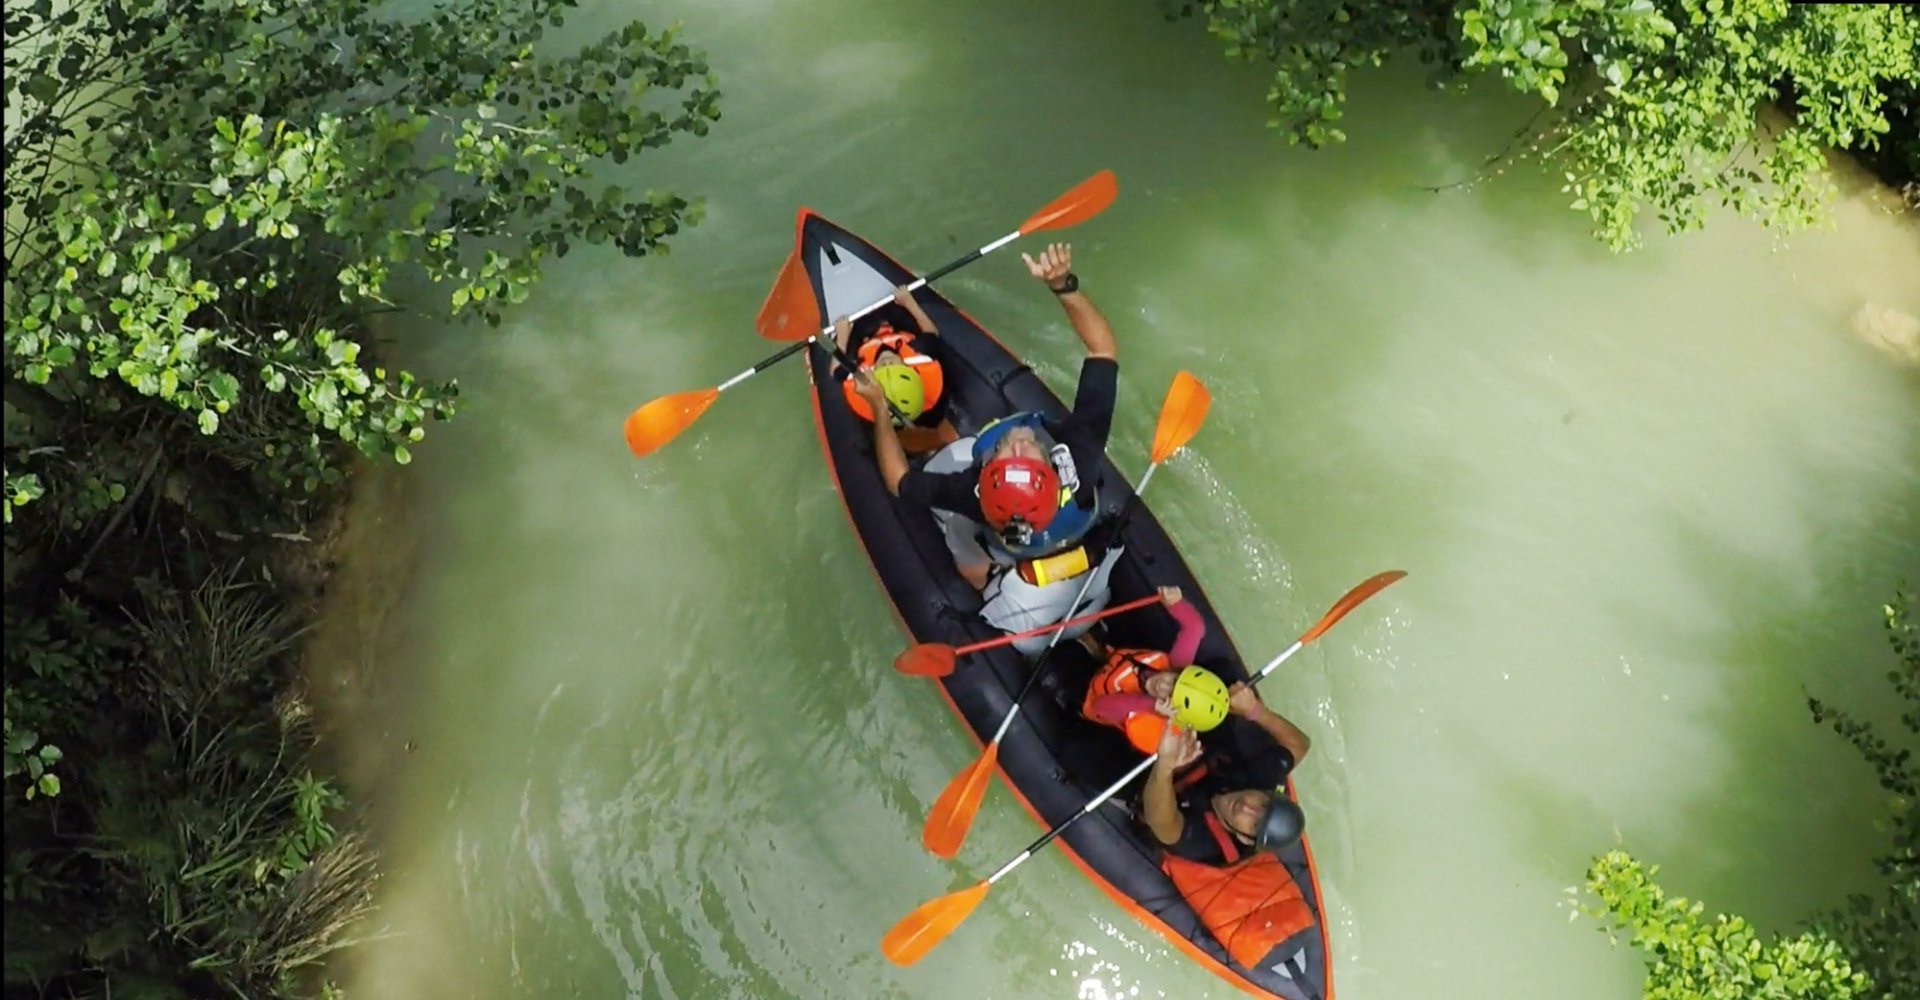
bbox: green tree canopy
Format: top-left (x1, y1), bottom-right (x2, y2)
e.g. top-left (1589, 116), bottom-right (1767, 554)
top-left (3, 0), bottom-right (718, 993)
top-left (5, 0), bottom-right (721, 510)
top-left (1175, 0), bottom-right (1920, 248)
top-left (1582, 850), bottom-right (1873, 1000)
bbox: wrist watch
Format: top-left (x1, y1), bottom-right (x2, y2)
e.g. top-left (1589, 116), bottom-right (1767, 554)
top-left (1050, 272), bottom-right (1080, 296)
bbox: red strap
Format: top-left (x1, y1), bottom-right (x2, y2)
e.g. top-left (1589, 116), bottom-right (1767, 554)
top-left (1201, 810), bottom-right (1243, 865)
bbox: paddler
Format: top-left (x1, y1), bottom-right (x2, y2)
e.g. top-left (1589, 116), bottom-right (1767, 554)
top-left (1078, 585), bottom-right (1236, 754)
top-left (1138, 692), bottom-right (1321, 979)
top-left (852, 242), bottom-right (1118, 594)
top-left (828, 284), bottom-right (958, 455)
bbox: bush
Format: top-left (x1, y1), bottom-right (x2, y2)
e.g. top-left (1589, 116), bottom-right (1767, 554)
top-left (3, 0), bottom-right (718, 993)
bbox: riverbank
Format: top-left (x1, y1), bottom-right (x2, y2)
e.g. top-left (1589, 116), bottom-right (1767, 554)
top-left (1, 409), bottom-right (378, 997)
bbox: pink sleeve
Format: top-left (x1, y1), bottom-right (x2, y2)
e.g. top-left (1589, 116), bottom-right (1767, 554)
top-left (1166, 600), bottom-right (1206, 668)
top-left (1090, 692), bottom-right (1158, 726)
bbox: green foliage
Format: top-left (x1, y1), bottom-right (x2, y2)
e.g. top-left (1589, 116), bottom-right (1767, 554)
top-left (1174, 0), bottom-right (1920, 249)
top-left (4, 569), bottom-right (383, 998)
top-left (99, 572), bottom-right (376, 992)
top-left (1582, 849), bottom-right (1873, 999)
top-left (2, 714), bottom-right (63, 800)
top-left (1173, 0), bottom-right (1457, 147)
top-left (3, 470), bottom-right (44, 524)
top-left (3, 0), bottom-right (717, 994)
top-left (4, 0), bottom-right (720, 500)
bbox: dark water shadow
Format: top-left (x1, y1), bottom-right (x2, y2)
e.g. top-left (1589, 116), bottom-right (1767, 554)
top-left (1612, 528), bottom-right (1908, 926)
top-left (1474, 468), bottom-right (1917, 936)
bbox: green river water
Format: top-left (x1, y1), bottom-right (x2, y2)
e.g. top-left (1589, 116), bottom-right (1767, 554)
top-left (307, 1), bottom-right (1920, 997)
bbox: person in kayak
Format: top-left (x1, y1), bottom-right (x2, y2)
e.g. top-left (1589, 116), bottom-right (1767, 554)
top-left (1141, 688), bottom-right (1312, 862)
top-left (854, 241), bottom-right (1117, 591)
top-left (829, 285), bottom-right (958, 455)
top-left (1138, 690), bottom-right (1320, 979)
top-left (1079, 586), bottom-right (1234, 754)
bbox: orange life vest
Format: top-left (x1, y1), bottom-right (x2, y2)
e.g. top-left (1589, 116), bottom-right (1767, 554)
top-left (1081, 648), bottom-right (1170, 754)
top-left (839, 325), bottom-right (945, 425)
top-left (1161, 812), bottom-right (1317, 972)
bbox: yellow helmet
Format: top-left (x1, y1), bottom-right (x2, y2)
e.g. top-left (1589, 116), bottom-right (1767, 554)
top-left (1169, 666), bottom-right (1230, 732)
top-left (871, 363), bottom-right (926, 423)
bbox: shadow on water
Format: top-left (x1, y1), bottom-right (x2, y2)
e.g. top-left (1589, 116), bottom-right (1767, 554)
top-left (1106, 61), bottom-right (1632, 599)
top-left (1478, 474), bottom-right (1917, 940)
top-left (1616, 527), bottom-right (1914, 925)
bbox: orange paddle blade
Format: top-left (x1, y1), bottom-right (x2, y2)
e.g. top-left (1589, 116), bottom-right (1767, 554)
top-left (1300, 570), bottom-right (1407, 643)
top-left (754, 241), bottom-right (821, 342)
top-left (881, 880), bottom-right (990, 967)
top-left (894, 643), bottom-right (958, 678)
top-left (1018, 170), bottom-right (1118, 235)
top-left (1149, 370), bottom-right (1210, 463)
top-left (922, 742), bottom-right (998, 860)
top-left (623, 388), bottom-right (719, 458)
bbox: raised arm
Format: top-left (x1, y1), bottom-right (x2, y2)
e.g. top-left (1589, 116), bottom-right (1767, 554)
top-left (1160, 587), bottom-right (1206, 669)
top-left (854, 374), bottom-right (911, 495)
top-left (1024, 243), bottom-right (1115, 360)
top-left (1227, 683), bottom-right (1311, 765)
top-left (1142, 724), bottom-right (1203, 846)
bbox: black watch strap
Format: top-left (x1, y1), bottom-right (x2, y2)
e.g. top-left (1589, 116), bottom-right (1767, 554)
top-left (1050, 272), bottom-right (1080, 296)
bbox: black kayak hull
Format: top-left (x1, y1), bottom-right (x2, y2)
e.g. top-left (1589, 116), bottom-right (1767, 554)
top-left (791, 208), bottom-right (1334, 1000)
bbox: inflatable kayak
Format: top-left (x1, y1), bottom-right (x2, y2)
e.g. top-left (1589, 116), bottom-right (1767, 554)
top-left (793, 209), bottom-right (1334, 1000)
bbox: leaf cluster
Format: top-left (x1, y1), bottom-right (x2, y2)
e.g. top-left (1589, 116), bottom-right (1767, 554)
top-left (1171, 0), bottom-right (1920, 248)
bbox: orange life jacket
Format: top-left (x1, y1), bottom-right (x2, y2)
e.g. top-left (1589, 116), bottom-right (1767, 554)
top-left (1161, 812), bottom-right (1317, 973)
top-left (1081, 648), bottom-right (1170, 754)
top-left (839, 325), bottom-right (945, 425)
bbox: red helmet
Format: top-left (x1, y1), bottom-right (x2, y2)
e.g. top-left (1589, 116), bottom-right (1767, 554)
top-left (978, 455), bottom-right (1059, 534)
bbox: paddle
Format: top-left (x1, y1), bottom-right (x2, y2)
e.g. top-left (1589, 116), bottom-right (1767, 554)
top-left (882, 568), bottom-right (1408, 967)
top-left (622, 170), bottom-right (1119, 457)
top-left (894, 595), bottom-right (1163, 679)
top-left (920, 372), bottom-right (1212, 861)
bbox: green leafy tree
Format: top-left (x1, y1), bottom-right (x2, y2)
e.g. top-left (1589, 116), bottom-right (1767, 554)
top-left (3, 0), bottom-right (718, 993)
top-left (1581, 850), bottom-right (1873, 999)
top-left (1172, 0), bottom-right (1920, 248)
top-left (4, 0), bottom-right (720, 501)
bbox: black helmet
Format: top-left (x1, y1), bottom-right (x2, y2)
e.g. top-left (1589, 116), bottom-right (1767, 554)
top-left (1254, 792), bottom-right (1306, 853)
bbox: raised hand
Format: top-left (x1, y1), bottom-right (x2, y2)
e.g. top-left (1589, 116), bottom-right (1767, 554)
top-left (1156, 722), bottom-right (1203, 770)
top-left (1021, 242), bottom-right (1073, 290)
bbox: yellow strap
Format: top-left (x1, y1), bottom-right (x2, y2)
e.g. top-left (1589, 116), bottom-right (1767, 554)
top-left (1021, 545), bottom-right (1090, 587)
